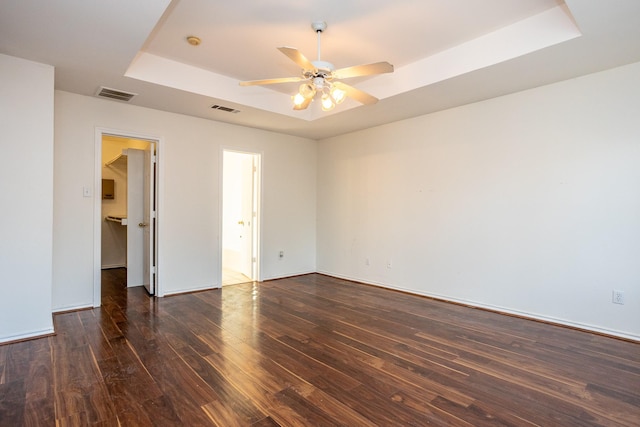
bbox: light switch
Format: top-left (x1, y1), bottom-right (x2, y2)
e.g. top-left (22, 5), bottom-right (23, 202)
top-left (83, 186), bottom-right (92, 197)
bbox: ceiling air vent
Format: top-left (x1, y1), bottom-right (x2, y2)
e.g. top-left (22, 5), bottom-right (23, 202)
top-left (211, 104), bottom-right (240, 114)
top-left (96, 86), bottom-right (137, 102)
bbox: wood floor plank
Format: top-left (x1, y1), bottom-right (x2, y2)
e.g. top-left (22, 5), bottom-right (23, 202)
top-left (271, 386), bottom-right (345, 426)
top-left (0, 379), bottom-right (26, 426)
top-left (250, 416), bottom-right (282, 427)
top-left (1, 270), bottom-right (639, 426)
top-left (201, 398), bottom-right (267, 427)
top-left (202, 348), bottom-right (305, 424)
top-left (206, 330), bottom-right (378, 426)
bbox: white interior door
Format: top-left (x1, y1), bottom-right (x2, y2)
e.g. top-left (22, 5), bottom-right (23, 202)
top-left (127, 149), bottom-right (144, 287)
top-left (251, 156), bottom-right (260, 280)
top-left (142, 146), bottom-right (155, 294)
top-left (238, 154), bottom-right (254, 278)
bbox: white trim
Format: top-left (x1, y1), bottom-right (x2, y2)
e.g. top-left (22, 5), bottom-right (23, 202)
top-left (154, 135), bottom-right (164, 297)
top-left (317, 270), bottom-right (640, 343)
top-left (0, 327), bottom-right (55, 344)
top-left (94, 127), bottom-right (164, 302)
top-left (163, 284), bottom-right (219, 297)
top-left (261, 270), bottom-right (317, 282)
top-left (101, 263), bottom-right (126, 269)
top-left (257, 151), bottom-right (263, 282)
top-left (252, 150), bottom-right (262, 282)
top-left (216, 147), bottom-right (223, 288)
top-left (93, 128), bottom-right (103, 307)
top-left (52, 304), bottom-right (93, 313)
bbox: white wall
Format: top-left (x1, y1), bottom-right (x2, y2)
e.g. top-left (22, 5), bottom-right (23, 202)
top-left (0, 54), bottom-right (54, 342)
top-left (53, 91), bottom-right (316, 308)
top-left (317, 61), bottom-right (640, 340)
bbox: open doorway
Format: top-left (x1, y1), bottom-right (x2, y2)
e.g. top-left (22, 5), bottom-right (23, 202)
top-left (221, 150), bottom-right (261, 286)
top-left (95, 132), bottom-right (158, 305)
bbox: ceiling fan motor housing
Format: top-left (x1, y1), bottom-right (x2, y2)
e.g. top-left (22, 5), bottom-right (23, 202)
top-left (312, 60), bottom-right (334, 73)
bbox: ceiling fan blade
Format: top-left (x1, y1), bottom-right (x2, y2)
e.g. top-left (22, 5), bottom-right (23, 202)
top-left (239, 76), bottom-right (303, 86)
top-left (333, 81), bottom-right (378, 105)
top-left (293, 97), bottom-right (312, 110)
top-left (278, 47), bottom-right (316, 71)
top-left (333, 61), bottom-right (394, 79)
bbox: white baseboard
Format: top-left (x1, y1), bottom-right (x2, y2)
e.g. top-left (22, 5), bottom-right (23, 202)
top-left (52, 303), bottom-right (93, 313)
top-left (317, 270), bottom-right (640, 342)
top-left (102, 263), bottom-right (125, 269)
top-left (261, 269), bottom-right (317, 282)
top-left (0, 327), bottom-right (55, 344)
top-left (161, 284), bottom-right (220, 297)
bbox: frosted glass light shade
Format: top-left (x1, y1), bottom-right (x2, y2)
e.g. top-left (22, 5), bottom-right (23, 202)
top-left (330, 86), bottom-right (346, 104)
top-left (292, 92), bottom-right (306, 106)
top-left (321, 93), bottom-right (335, 111)
top-left (299, 83), bottom-right (316, 99)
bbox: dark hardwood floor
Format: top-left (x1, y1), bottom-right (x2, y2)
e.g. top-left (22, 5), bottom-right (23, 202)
top-left (1, 270), bottom-right (639, 426)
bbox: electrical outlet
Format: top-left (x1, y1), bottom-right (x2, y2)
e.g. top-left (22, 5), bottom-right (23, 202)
top-left (386, 260), bottom-right (392, 269)
top-left (279, 250), bottom-right (284, 259)
top-left (365, 258), bottom-right (370, 266)
top-left (612, 290), bottom-right (625, 305)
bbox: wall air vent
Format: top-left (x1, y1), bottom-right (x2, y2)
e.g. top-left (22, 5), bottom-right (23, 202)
top-left (96, 86), bottom-right (137, 102)
top-left (211, 104), bottom-right (240, 114)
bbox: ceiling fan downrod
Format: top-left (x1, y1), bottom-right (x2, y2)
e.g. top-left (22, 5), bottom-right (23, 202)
top-left (312, 21), bottom-right (327, 62)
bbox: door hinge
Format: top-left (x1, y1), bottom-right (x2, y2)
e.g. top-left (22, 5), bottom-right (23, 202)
top-left (152, 154), bottom-right (157, 163)
top-left (151, 266), bottom-right (156, 274)
top-left (252, 257), bottom-right (256, 263)
top-left (152, 211), bottom-right (157, 219)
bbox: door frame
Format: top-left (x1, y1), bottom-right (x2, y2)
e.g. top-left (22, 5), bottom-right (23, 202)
top-left (220, 148), bottom-right (262, 286)
top-left (93, 127), bottom-right (163, 306)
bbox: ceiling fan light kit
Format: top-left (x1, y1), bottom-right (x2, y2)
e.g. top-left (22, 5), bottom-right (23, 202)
top-left (240, 21), bottom-right (393, 112)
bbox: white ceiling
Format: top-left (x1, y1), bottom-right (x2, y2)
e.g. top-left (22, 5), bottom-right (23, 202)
top-left (1, 0), bottom-right (640, 140)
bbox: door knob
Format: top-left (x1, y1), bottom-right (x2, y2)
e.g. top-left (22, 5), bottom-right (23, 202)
top-left (139, 222), bottom-right (148, 227)
top-left (237, 220), bottom-right (245, 226)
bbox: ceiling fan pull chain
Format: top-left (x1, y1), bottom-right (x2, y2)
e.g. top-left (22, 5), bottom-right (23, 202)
top-left (317, 27), bottom-right (322, 61)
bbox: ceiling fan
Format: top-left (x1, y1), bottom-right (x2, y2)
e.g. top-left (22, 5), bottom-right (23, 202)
top-left (239, 21), bottom-right (394, 111)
